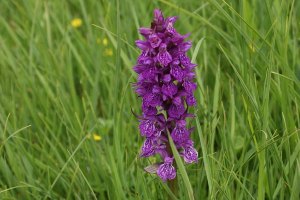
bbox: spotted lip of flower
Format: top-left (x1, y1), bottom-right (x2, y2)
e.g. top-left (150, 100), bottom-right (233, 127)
top-left (157, 157), bottom-right (176, 181)
top-left (143, 93), bottom-right (162, 107)
top-left (140, 138), bottom-right (155, 157)
top-left (168, 103), bottom-right (186, 119)
top-left (134, 8), bottom-right (199, 181)
top-left (149, 34), bottom-right (162, 48)
top-left (170, 64), bottom-right (185, 81)
top-left (139, 120), bottom-right (156, 137)
top-left (157, 44), bottom-right (172, 66)
top-left (162, 83), bottom-right (178, 98)
top-left (182, 146), bottom-right (198, 163)
top-left (171, 125), bottom-right (189, 143)
top-left (186, 94), bottom-right (197, 106)
top-left (139, 119), bottom-right (162, 138)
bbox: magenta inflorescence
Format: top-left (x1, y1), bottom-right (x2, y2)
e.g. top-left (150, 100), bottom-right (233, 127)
top-left (133, 9), bottom-right (198, 181)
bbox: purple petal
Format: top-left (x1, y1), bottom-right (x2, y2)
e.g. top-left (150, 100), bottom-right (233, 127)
top-left (171, 33), bottom-right (187, 44)
top-left (142, 102), bottom-right (157, 116)
top-left (135, 82), bottom-right (152, 96)
top-left (157, 50), bottom-right (172, 66)
top-left (136, 40), bottom-right (149, 51)
top-left (157, 157), bottom-right (176, 181)
top-left (149, 34), bottom-right (162, 48)
top-left (153, 9), bottom-right (164, 24)
top-left (139, 67), bottom-right (157, 81)
top-left (164, 16), bottom-right (177, 27)
top-left (183, 81), bottom-right (197, 93)
top-left (168, 103), bottom-right (185, 119)
top-left (170, 65), bottom-right (185, 81)
top-left (179, 41), bottom-right (192, 52)
top-left (163, 74), bottom-right (172, 83)
top-left (177, 120), bottom-right (186, 128)
top-left (164, 16), bottom-right (178, 35)
top-left (172, 59), bottom-right (180, 65)
top-left (162, 83), bottom-right (178, 98)
top-left (139, 27), bottom-right (153, 36)
top-left (139, 120), bottom-right (158, 137)
top-left (183, 146), bottom-right (198, 163)
top-left (186, 94), bottom-right (197, 106)
top-left (179, 54), bottom-right (192, 67)
top-left (138, 52), bottom-right (153, 65)
top-left (152, 85), bottom-right (161, 94)
top-left (171, 126), bottom-right (189, 143)
top-left (155, 147), bottom-right (169, 159)
top-left (133, 65), bottom-right (146, 74)
top-left (143, 93), bottom-right (162, 107)
top-left (172, 96), bottom-right (182, 105)
top-left (140, 138), bottom-right (155, 157)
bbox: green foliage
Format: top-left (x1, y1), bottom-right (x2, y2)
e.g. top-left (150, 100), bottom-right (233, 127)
top-left (0, 0), bottom-right (299, 199)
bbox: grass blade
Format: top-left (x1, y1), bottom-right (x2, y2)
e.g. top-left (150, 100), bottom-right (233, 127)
top-left (167, 132), bottom-right (194, 200)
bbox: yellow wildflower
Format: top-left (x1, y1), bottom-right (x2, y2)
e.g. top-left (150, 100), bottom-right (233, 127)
top-left (93, 133), bottom-right (102, 141)
top-left (249, 43), bottom-right (256, 53)
top-left (71, 18), bottom-right (82, 28)
top-left (87, 133), bottom-right (102, 141)
top-left (102, 38), bottom-right (108, 46)
top-left (104, 48), bottom-right (113, 56)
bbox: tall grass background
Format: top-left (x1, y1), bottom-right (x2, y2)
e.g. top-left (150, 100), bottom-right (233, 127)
top-left (0, 0), bottom-right (299, 199)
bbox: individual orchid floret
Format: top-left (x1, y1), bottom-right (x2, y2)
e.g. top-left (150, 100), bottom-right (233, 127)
top-left (183, 145), bottom-right (198, 163)
top-left (157, 44), bottom-right (172, 66)
top-left (157, 157), bottom-right (176, 181)
top-left (133, 9), bottom-right (199, 181)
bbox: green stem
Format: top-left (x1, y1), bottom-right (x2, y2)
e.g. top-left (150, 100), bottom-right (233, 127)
top-left (168, 177), bottom-right (178, 200)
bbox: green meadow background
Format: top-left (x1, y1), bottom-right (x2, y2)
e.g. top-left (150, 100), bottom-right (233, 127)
top-left (0, 0), bottom-right (299, 199)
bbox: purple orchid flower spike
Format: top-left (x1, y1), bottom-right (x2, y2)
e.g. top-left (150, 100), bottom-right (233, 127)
top-left (133, 9), bottom-right (198, 181)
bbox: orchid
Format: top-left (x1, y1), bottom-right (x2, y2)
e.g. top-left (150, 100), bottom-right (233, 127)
top-left (133, 9), bottom-right (198, 181)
